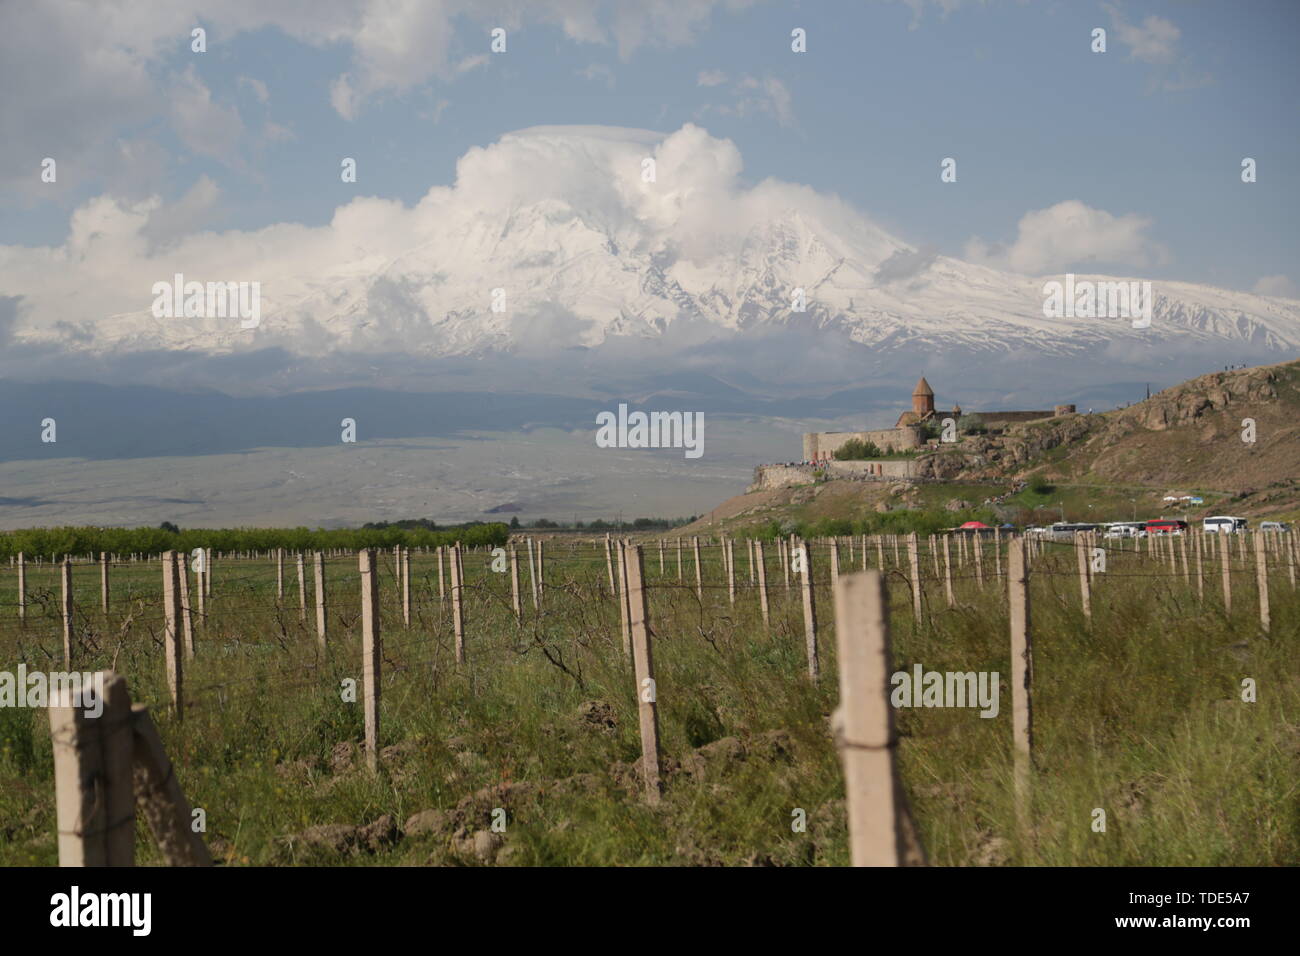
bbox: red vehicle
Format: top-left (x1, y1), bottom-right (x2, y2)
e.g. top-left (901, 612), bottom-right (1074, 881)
top-left (1144, 519), bottom-right (1188, 535)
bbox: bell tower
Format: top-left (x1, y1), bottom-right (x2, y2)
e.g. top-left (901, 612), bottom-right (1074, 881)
top-left (912, 376), bottom-right (935, 417)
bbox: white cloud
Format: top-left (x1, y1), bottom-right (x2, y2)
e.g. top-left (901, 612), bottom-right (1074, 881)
top-left (262, 120), bottom-right (296, 143)
top-left (169, 66), bottom-right (247, 168)
top-left (1103, 3), bottom-right (1212, 92)
top-left (0, 0), bottom-right (756, 196)
top-left (578, 62), bottom-right (616, 88)
top-left (237, 76), bottom-right (270, 104)
top-left (1253, 275), bottom-right (1298, 298)
top-left (964, 200), bottom-right (1170, 276)
top-left (1106, 4), bottom-right (1180, 64)
top-left (698, 74), bottom-right (796, 128)
top-left (697, 69), bottom-right (727, 87)
top-left (141, 175), bottom-right (223, 248)
top-left (419, 99), bottom-right (452, 125)
top-left (329, 73), bottom-right (361, 122)
top-left (455, 54), bottom-right (490, 75)
top-left (899, 0), bottom-right (966, 31)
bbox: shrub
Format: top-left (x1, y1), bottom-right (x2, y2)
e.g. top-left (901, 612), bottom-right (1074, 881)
top-left (833, 438), bottom-right (885, 460)
top-left (1028, 475), bottom-right (1055, 495)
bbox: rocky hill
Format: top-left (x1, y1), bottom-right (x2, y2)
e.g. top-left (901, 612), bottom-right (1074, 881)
top-left (920, 359), bottom-right (1299, 510)
top-left (678, 359), bottom-right (1300, 536)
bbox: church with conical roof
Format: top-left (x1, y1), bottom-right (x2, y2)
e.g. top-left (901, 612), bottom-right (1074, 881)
top-left (894, 376), bottom-right (961, 428)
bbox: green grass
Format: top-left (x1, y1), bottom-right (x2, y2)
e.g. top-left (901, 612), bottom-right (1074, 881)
top-left (1, 536), bottom-right (1296, 866)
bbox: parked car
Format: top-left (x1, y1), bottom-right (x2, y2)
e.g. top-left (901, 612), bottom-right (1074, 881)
top-left (1259, 521), bottom-right (1291, 534)
top-left (1203, 515), bottom-right (1248, 534)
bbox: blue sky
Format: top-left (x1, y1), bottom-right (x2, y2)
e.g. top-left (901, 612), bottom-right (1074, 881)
top-left (2, 0), bottom-right (1298, 293)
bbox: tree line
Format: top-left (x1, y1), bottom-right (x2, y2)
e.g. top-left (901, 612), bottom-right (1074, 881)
top-left (0, 522), bottom-right (510, 562)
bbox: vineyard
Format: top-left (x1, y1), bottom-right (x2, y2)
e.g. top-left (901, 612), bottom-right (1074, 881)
top-left (1, 530), bottom-right (1297, 867)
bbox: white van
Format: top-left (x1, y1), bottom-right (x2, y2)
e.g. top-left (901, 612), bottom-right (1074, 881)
top-left (1259, 521), bottom-right (1291, 534)
top-left (1104, 522), bottom-right (1146, 539)
top-left (1203, 516), bottom-right (1247, 534)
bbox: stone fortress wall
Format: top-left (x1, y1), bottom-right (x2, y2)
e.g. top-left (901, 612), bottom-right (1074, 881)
top-left (749, 458), bottom-right (920, 492)
top-left (802, 426), bottom-right (922, 461)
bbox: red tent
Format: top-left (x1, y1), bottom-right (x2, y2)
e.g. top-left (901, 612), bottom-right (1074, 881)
top-left (958, 521), bottom-right (991, 529)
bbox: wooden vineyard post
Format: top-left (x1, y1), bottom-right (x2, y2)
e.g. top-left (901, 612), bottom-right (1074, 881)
top-left (1220, 531), bottom-right (1232, 614)
top-left (876, 535), bottom-right (885, 572)
top-left (162, 551), bottom-right (183, 717)
top-left (100, 552), bottom-right (109, 615)
top-left (276, 548), bottom-right (284, 603)
top-left (693, 536), bottom-right (703, 600)
top-left (1178, 533), bottom-right (1189, 584)
top-left (178, 557), bottom-right (195, 660)
top-left (527, 538), bottom-right (539, 610)
top-left (204, 549), bottom-right (212, 598)
top-left (748, 537), bottom-right (755, 585)
top-left (726, 538), bottom-right (736, 606)
top-left (359, 549), bottom-right (382, 771)
top-left (509, 546), bottom-right (521, 623)
top-left (624, 544), bottom-right (662, 804)
top-left (930, 535), bottom-right (940, 579)
top-left (1008, 539), bottom-right (1033, 826)
top-left (798, 539), bottom-right (820, 682)
top-left (942, 535), bottom-right (954, 607)
top-left (974, 532), bottom-right (984, 588)
top-left (297, 552), bottom-right (308, 624)
top-left (1195, 531), bottom-right (1205, 603)
top-left (617, 537), bottom-right (632, 656)
top-left (536, 539), bottom-right (545, 607)
top-left (782, 537), bottom-right (790, 589)
top-left (17, 552), bottom-right (25, 625)
top-left (1076, 533), bottom-right (1092, 622)
top-left (48, 672), bottom-right (135, 866)
top-left (61, 557), bottom-right (74, 668)
top-left (677, 537), bottom-right (683, 582)
top-left (907, 533), bottom-right (922, 621)
top-left (1255, 532), bottom-right (1270, 632)
top-left (194, 551), bottom-right (207, 629)
top-left (1287, 529), bottom-right (1297, 590)
top-left (458, 542), bottom-right (467, 608)
top-left (313, 551), bottom-right (328, 647)
top-left (401, 547), bottom-right (411, 629)
top-left (437, 546), bottom-right (446, 602)
top-left (832, 571), bottom-right (922, 867)
top-left (756, 539), bottom-right (770, 627)
top-left (131, 703), bottom-right (213, 865)
top-left (604, 534), bottom-right (617, 595)
top-left (659, 539), bottom-right (665, 576)
top-left (451, 544), bottom-right (466, 664)
top-left (830, 538), bottom-right (841, 592)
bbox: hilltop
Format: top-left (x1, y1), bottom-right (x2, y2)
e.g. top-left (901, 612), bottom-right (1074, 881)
top-left (677, 359), bottom-right (1300, 537)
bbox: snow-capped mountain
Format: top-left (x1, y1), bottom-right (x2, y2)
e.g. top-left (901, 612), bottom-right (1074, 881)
top-left (7, 125), bottom-right (1299, 369)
